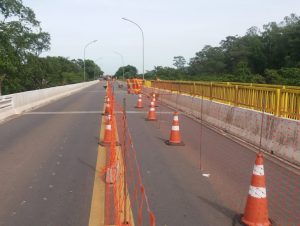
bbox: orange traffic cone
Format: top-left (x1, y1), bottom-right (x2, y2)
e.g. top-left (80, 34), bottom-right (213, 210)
top-left (104, 101), bottom-right (111, 115)
top-left (151, 93), bottom-right (159, 107)
top-left (240, 153), bottom-right (271, 226)
top-left (99, 121), bottom-right (112, 146)
top-left (165, 112), bottom-right (184, 146)
top-left (105, 96), bottom-right (110, 104)
top-left (105, 114), bottom-right (112, 123)
top-left (135, 94), bottom-right (143, 108)
top-left (146, 101), bottom-right (157, 121)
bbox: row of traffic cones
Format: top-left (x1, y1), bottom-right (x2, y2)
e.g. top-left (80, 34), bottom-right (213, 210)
top-left (100, 82), bottom-right (119, 185)
top-left (136, 91), bottom-right (272, 226)
top-left (136, 93), bottom-right (184, 146)
top-left (99, 83), bottom-right (118, 146)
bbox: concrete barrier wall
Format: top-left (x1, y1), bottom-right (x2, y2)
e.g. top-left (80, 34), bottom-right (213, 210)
top-left (0, 81), bottom-right (98, 122)
top-left (144, 87), bottom-right (300, 166)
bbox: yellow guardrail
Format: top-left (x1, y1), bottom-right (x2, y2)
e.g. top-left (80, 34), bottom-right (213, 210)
top-left (148, 80), bottom-right (300, 120)
top-left (143, 80), bottom-right (152, 88)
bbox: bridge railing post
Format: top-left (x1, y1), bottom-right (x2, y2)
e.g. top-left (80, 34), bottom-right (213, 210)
top-left (275, 88), bottom-right (281, 117)
top-left (234, 85), bottom-right (239, 106)
top-left (210, 82), bottom-right (213, 100)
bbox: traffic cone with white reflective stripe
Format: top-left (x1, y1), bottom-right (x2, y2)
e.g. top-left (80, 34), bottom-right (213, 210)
top-left (165, 112), bottom-right (184, 146)
top-left (135, 94), bottom-right (143, 108)
top-left (146, 101), bottom-right (157, 121)
top-left (150, 93), bottom-right (159, 107)
top-left (241, 153), bottom-right (271, 226)
top-left (105, 114), bottom-right (112, 124)
top-left (99, 120), bottom-right (112, 146)
top-left (105, 96), bottom-right (110, 104)
top-left (104, 98), bottom-right (112, 115)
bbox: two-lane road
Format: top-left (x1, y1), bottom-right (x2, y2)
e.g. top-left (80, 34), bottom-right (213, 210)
top-left (1, 82), bottom-right (299, 226)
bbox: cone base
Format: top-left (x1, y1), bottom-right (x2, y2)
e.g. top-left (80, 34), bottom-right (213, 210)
top-left (145, 118), bottom-right (157, 121)
top-left (165, 140), bottom-right (185, 146)
top-left (135, 106), bottom-right (144, 109)
top-left (232, 214), bottom-right (272, 226)
top-left (98, 141), bottom-right (121, 146)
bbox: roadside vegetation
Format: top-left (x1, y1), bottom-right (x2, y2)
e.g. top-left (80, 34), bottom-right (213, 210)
top-left (0, 0), bottom-right (103, 95)
top-left (141, 14), bottom-right (300, 86)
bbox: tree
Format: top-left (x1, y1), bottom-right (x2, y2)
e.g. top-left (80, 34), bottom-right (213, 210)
top-left (82, 60), bottom-right (103, 80)
top-left (189, 45), bottom-right (226, 75)
top-left (115, 65), bottom-right (137, 79)
top-left (173, 56), bottom-right (186, 69)
top-left (186, 14), bottom-right (300, 84)
top-left (0, 0), bottom-right (50, 94)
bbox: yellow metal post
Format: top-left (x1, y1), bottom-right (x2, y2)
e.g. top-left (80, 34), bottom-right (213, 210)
top-left (275, 88), bottom-right (281, 117)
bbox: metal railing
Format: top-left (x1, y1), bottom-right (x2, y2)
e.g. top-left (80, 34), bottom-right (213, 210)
top-left (148, 80), bottom-right (300, 120)
top-left (0, 96), bottom-right (13, 111)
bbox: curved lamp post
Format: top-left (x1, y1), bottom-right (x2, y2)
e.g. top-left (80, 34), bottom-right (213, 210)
top-left (122, 17), bottom-right (144, 80)
top-left (83, 40), bottom-right (97, 81)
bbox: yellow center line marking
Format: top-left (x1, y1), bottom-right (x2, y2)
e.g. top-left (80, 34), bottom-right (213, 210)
top-left (89, 103), bottom-right (135, 226)
top-left (89, 108), bottom-right (106, 226)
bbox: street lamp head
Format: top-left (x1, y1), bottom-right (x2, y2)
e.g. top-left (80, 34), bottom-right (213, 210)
top-left (121, 17), bottom-right (144, 80)
top-left (93, 40), bottom-right (98, 43)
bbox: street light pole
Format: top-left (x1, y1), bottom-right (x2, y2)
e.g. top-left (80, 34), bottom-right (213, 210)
top-left (83, 40), bottom-right (97, 81)
top-left (122, 17), bottom-right (144, 80)
top-left (114, 51), bottom-right (125, 80)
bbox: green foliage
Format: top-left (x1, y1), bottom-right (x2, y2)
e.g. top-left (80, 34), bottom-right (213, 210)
top-left (0, 0), bottom-right (104, 95)
top-left (146, 14), bottom-right (300, 86)
top-left (173, 56), bottom-right (186, 69)
top-left (115, 65), bottom-right (138, 79)
top-left (84, 59), bottom-right (103, 80)
top-left (0, 0), bottom-right (50, 94)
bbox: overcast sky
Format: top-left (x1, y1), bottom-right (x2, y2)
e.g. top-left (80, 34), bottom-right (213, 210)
top-left (24, 0), bottom-right (299, 74)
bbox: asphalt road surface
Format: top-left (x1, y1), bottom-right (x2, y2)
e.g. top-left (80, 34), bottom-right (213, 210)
top-left (0, 82), bottom-right (299, 226)
top-left (0, 83), bottom-right (105, 226)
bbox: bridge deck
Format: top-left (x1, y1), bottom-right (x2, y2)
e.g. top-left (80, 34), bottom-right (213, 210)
top-left (0, 82), bottom-right (298, 226)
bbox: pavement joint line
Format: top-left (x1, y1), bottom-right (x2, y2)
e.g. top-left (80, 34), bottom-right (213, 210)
top-left (24, 111), bottom-right (103, 114)
top-left (24, 111), bottom-right (174, 115)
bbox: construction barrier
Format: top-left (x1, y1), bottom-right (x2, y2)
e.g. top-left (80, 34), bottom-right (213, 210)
top-left (149, 80), bottom-right (300, 120)
top-left (126, 79), bottom-right (143, 94)
top-left (101, 82), bottom-right (156, 226)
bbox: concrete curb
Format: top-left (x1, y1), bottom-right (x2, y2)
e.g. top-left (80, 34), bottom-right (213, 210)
top-left (0, 81), bottom-right (98, 123)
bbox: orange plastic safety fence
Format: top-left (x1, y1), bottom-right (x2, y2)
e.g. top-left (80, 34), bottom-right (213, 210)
top-left (101, 81), bottom-right (156, 226)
